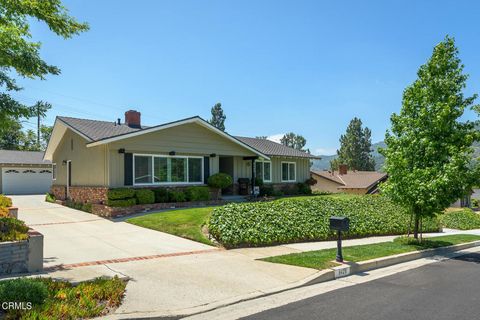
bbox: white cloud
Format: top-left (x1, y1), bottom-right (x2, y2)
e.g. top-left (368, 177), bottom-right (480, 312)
top-left (314, 148), bottom-right (337, 156)
top-left (267, 133), bottom-right (284, 143)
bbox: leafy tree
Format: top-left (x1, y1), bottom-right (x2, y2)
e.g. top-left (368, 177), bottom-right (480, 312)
top-left (281, 132), bottom-right (309, 152)
top-left (380, 36), bottom-right (480, 239)
top-left (0, 117), bottom-right (24, 149)
top-left (0, 0), bottom-right (88, 121)
top-left (335, 117), bottom-right (375, 171)
top-left (209, 102), bottom-right (226, 131)
top-left (40, 125), bottom-right (53, 150)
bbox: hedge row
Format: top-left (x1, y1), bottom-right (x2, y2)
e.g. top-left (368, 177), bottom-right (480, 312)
top-left (208, 195), bottom-right (441, 248)
top-left (441, 209), bottom-right (480, 230)
top-left (106, 186), bottom-right (211, 207)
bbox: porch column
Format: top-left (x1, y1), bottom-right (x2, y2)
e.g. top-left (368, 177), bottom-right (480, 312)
top-left (243, 156), bottom-right (259, 195)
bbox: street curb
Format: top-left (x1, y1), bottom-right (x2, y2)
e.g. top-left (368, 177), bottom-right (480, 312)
top-left (330, 240), bottom-right (480, 279)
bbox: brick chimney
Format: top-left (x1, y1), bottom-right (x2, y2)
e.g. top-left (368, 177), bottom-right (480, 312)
top-left (125, 110), bottom-right (141, 128)
top-left (339, 164), bottom-right (348, 175)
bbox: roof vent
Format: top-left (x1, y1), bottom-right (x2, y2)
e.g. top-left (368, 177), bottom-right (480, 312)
top-left (125, 110), bottom-right (141, 128)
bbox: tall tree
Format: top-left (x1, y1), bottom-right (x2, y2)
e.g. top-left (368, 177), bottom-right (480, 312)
top-left (380, 36), bottom-right (480, 239)
top-left (281, 132), bottom-right (309, 152)
top-left (209, 102), bottom-right (226, 131)
top-left (0, 0), bottom-right (88, 122)
top-left (335, 117), bottom-right (375, 171)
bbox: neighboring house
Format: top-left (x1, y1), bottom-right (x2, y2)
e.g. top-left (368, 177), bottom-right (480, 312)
top-left (311, 165), bottom-right (387, 195)
top-left (0, 150), bottom-right (52, 195)
top-left (44, 110), bottom-right (319, 203)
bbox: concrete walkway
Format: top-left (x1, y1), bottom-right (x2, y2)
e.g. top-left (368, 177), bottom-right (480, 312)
top-left (10, 195), bottom-right (480, 318)
top-left (12, 195), bottom-right (213, 268)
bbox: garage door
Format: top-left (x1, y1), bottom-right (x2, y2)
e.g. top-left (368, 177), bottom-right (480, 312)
top-left (2, 168), bottom-right (53, 195)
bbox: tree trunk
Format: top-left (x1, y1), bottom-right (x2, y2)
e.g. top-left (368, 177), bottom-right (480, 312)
top-left (413, 215), bottom-right (420, 239)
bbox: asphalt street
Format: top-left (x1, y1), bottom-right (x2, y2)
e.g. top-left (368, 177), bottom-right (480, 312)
top-left (243, 253), bottom-right (480, 320)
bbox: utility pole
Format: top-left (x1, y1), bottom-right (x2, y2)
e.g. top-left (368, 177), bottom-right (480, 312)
top-left (37, 104), bottom-right (40, 148)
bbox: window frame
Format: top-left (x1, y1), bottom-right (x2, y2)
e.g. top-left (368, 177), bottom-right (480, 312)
top-left (133, 153), bottom-right (204, 186)
top-left (281, 161), bottom-right (297, 182)
top-left (255, 160), bottom-right (272, 183)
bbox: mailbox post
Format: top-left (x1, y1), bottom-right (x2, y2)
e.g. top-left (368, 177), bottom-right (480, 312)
top-left (329, 216), bottom-right (350, 262)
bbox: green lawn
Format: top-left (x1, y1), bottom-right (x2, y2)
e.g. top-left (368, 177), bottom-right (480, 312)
top-left (127, 207), bottom-right (214, 245)
top-left (261, 234), bottom-right (480, 270)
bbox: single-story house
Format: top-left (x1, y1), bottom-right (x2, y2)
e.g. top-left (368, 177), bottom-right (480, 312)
top-left (44, 110), bottom-right (319, 203)
top-left (0, 150), bottom-right (52, 195)
top-left (311, 165), bottom-right (387, 194)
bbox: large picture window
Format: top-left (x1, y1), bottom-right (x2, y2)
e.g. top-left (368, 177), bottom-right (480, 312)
top-left (281, 162), bottom-right (296, 182)
top-left (134, 154), bottom-right (203, 185)
top-left (255, 160), bottom-right (272, 182)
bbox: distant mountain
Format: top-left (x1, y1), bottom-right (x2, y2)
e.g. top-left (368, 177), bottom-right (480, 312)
top-left (311, 141), bottom-right (388, 172)
top-left (312, 140), bottom-right (480, 172)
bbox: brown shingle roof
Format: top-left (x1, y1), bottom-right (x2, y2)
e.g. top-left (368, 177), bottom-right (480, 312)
top-left (57, 116), bottom-right (320, 159)
top-left (311, 170), bottom-right (387, 189)
top-left (0, 150), bottom-right (51, 165)
top-left (235, 136), bottom-right (320, 159)
top-left (58, 116), bottom-right (146, 141)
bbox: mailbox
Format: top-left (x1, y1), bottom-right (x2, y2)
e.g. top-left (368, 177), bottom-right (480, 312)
top-left (329, 216), bottom-right (350, 232)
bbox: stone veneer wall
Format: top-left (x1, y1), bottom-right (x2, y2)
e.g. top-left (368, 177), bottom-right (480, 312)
top-left (50, 185), bottom-right (108, 204)
top-left (0, 230), bottom-right (43, 275)
top-left (92, 200), bottom-right (228, 218)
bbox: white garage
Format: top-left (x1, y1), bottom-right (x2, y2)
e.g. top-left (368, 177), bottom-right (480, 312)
top-left (0, 150), bottom-right (53, 195)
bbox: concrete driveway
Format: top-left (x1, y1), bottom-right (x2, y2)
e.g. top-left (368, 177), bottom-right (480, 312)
top-left (12, 195), bottom-right (213, 268)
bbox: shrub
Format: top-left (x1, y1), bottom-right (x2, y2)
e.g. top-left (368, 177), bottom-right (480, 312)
top-left (312, 190), bottom-right (332, 195)
top-left (185, 186), bottom-right (211, 201)
top-left (207, 173), bottom-right (233, 189)
top-left (254, 177), bottom-right (264, 187)
top-left (107, 188), bottom-right (136, 200)
top-left (0, 207), bottom-right (10, 217)
top-left (0, 278), bottom-right (48, 307)
top-left (441, 209), bottom-right (480, 230)
top-left (65, 200), bottom-right (92, 213)
top-left (305, 177), bottom-right (317, 186)
top-left (472, 198), bottom-right (479, 208)
top-left (208, 195), bottom-right (441, 247)
top-left (168, 190), bottom-right (186, 202)
top-left (106, 198), bottom-right (137, 207)
top-left (296, 183), bottom-right (312, 195)
top-left (0, 194), bottom-right (12, 207)
top-left (0, 217), bottom-right (29, 242)
top-left (45, 193), bottom-right (56, 203)
top-left (259, 185), bottom-right (274, 196)
top-left (153, 188), bottom-right (169, 203)
top-left (135, 189), bottom-right (155, 204)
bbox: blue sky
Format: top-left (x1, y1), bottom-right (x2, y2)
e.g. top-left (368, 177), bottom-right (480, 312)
top-left (12, 0), bottom-right (480, 155)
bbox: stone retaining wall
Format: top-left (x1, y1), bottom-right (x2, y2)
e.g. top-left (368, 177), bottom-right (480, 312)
top-left (0, 229), bottom-right (43, 275)
top-left (50, 185), bottom-right (108, 204)
top-left (92, 200), bottom-right (229, 218)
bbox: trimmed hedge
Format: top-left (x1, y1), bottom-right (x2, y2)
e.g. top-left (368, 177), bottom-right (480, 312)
top-left (207, 173), bottom-right (233, 189)
top-left (106, 198), bottom-right (137, 207)
top-left (107, 188), bottom-right (136, 200)
top-left (153, 188), bottom-right (169, 203)
top-left (169, 190), bottom-right (186, 202)
top-left (441, 209), bottom-right (480, 230)
top-left (135, 189), bottom-right (155, 204)
top-left (185, 186), bottom-right (211, 201)
top-left (0, 217), bottom-right (29, 242)
top-left (0, 278), bottom-right (49, 307)
top-left (208, 195), bottom-right (441, 248)
top-left (0, 194), bottom-right (12, 207)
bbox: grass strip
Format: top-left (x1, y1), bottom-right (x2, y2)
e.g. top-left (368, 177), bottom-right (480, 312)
top-left (261, 234), bottom-right (480, 270)
top-left (127, 207), bottom-right (214, 245)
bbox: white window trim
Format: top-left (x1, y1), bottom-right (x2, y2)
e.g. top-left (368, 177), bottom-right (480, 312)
top-left (133, 153), bottom-right (204, 186)
top-left (255, 160), bottom-right (272, 183)
top-left (281, 161), bottom-right (297, 182)
top-left (52, 163), bottom-right (57, 180)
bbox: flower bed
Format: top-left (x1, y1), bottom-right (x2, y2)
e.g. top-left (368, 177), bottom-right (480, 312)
top-left (208, 195), bottom-right (441, 248)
